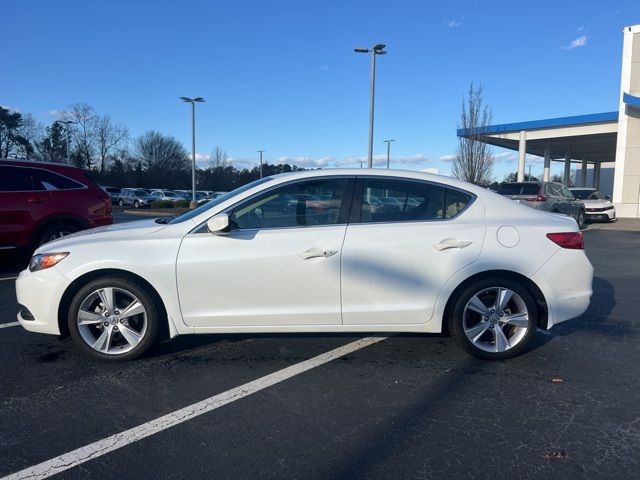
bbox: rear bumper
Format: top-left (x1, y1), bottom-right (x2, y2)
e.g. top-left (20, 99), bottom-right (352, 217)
top-left (531, 249), bottom-right (593, 328)
top-left (15, 267), bottom-right (70, 335)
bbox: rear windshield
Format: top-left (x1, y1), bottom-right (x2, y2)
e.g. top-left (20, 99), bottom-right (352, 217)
top-left (497, 183), bottom-right (539, 196)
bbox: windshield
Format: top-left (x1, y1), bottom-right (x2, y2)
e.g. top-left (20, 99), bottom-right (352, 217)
top-left (168, 177), bottom-right (273, 224)
top-left (133, 190), bottom-right (148, 196)
top-left (571, 189), bottom-right (600, 200)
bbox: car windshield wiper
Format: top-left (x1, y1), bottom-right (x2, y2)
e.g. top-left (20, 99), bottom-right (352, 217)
top-left (155, 216), bottom-right (176, 224)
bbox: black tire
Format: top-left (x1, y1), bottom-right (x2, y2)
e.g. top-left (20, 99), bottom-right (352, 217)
top-left (37, 221), bottom-right (81, 246)
top-left (576, 209), bottom-right (585, 230)
top-left (134, 200), bottom-right (140, 208)
top-left (118, 199), bottom-right (124, 207)
top-left (67, 276), bottom-right (158, 361)
top-left (450, 277), bottom-right (538, 360)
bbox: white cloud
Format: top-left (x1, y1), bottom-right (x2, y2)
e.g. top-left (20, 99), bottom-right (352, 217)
top-left (422, 167), bottom-right (439, 174)
top-left (446, 15), bottom-right (463, 28)
top-left (0, 104), bottom-right (19, 112)
top-left (492, 152), bottom-right (516, 163)
top-left (195, 153), bottom-right (212, 168)
top-left (439, 154), bottom-right (456, 162)
top-left (562, 35), bottom-right (587, 50)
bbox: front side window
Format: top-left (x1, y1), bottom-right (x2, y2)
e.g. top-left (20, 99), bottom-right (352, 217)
top-left (230, 178), bottom-right (349, 230)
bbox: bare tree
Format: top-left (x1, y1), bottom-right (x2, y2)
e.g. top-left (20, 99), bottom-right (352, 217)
top-left (135, 131), bottom-right (189, 186)
top-left (95, 115), bottom-right (129, 173)
top-left (453, 83), bottom-right (494, 185)
top-left (210, 146), bottom-right (229, 168)
top-left (16, 114), bottom-right (42, 160)
top-left (63, 103), bottom-right (97, 168)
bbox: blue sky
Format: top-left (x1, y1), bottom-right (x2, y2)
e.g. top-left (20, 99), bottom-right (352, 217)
top-left (2, 0), bottom-right (639, 179)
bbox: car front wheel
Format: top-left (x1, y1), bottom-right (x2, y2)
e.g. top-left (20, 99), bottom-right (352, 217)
top-left (118, 199), bottom-right (124, 207)
top-left (450, 277), bottom-right (538, 360)
top-left (68, 276), bottom-right (158, 361)
top-left (576, 210), bottom-right (585, 229)
top-left (134, 200), bottom-right (140, 208)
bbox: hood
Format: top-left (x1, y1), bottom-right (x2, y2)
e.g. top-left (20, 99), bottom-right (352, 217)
top-left (36, 218), bottom-right (166, 253)
top-left (581, 198), bottom-right (613, 207)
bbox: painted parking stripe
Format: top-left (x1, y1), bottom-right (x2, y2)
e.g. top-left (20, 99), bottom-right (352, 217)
top-left (1, 335), bottom-right (387, 480)
top-left (0, 322), bottom-right (20, 329)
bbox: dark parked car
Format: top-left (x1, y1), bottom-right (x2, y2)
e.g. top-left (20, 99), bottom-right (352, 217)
top-left (0, 159), bottom-right (112, 252)
top-left (497, 181), bottom-right (585, 228)
top-left (117, 188), bottom-right (155, 208)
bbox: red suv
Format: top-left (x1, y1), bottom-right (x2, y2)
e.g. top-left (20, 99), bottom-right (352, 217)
top-left (0, 159), bottom-right (112, 253)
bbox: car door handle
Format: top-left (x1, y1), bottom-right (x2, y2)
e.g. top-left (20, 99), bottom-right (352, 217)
top-left (27, 198), bottom-right (47, 204)
top-left (433, 238), bottom-right (473, 251)
top-left (298, 248), bottom-right (338, 260)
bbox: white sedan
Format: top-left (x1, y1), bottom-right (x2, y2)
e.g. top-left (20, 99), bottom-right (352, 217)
top-left (16, 170), bottom-right (593, 361)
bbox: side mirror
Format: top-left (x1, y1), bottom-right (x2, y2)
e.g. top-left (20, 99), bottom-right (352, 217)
top-left (207, 214), bottom-right (230, 234)
top-left (605, 195), bottom-right (611, 200)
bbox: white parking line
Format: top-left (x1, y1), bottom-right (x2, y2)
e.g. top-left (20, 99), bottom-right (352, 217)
top-left (1, 335), bottom-right (387, 480)
top-left (0, 322), bottom-right (20, 329)
top-left (0, 277), bottom-right (17, 281)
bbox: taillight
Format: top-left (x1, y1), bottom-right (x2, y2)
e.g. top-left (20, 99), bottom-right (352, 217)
top-left (546, 232), bottom-right (584, 250)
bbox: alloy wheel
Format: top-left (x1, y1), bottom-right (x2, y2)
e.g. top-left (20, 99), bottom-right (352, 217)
top-left (462, 287), bottom-right (529, 353)
top-left (76, 287), bottom-right (148, 355)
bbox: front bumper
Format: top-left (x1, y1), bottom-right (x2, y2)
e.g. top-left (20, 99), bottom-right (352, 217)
top-left (15, 267), bottom-right (71, 335)
top-left (585, 207), bottom-right (615, 221)
top-left (531, 248), bottom-right (593, 328)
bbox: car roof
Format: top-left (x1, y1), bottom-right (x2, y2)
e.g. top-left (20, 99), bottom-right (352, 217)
top-left (570, 187), bottom-right (596, 191)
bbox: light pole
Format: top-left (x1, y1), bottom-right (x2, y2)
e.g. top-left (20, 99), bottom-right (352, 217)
top-left (527, 164), bottom-right (532, 180)
top-left (180, 96), bottom-right (205, 208)
top-left (354, 44), bottom-right (387, 168)
top-left (56, 120), bottom-right (76, 164)
top-left (384, 139), bottom-right (394, 168)
top-left (257, 150), bottom-right (265, 178)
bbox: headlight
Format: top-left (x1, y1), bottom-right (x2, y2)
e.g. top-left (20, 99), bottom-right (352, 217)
top-left (29, 252), bottom-right (69, 272)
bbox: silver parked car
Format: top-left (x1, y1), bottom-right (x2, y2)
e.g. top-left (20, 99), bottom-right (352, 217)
top-left (117, 188), bottom-right (155, 208)
top-left (497, 181), bottom-right (586, 229)
top-left (570, 188), bottom-right (616, 222)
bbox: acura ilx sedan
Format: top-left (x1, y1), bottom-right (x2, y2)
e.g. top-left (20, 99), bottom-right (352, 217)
top-left (16, 170), bottom-right (593, 361)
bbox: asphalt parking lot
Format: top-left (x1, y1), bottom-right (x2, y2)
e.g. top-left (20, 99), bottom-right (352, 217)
top-left (0, 217), bottom-right (639, 479)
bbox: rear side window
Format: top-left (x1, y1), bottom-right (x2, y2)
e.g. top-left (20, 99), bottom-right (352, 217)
top-left (445, 189), bottom-right (472, 218)
top-left (356, 178), bottom-right (473, 223)
top-left (0, 166), bottom-right (44, 191)
top-left (36, 170), bottom-right (85, 190)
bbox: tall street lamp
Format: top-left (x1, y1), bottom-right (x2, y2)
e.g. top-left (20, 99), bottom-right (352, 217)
top-left (257, 150), bottom-right (265, 178)
top-left (384, 139), bottom-right (394, 168)
top-left (354, 43), bottom-right (387, 168)
top-left (180, 96), bottom-right (205, 208)
top-left (56, 120), bottom-right (76, 165)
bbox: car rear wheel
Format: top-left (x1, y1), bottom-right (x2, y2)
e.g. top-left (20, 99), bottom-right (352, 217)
top-left (68, 276), bottom-right (158, 361)
top-left (118, 199), bottom-right (124, 207)
top-left (450, 277), bottom-right (538, 360)
top-left (37, 222), bottom-right (80, 246)
top-left (134, 200), bottom-right (140, 208)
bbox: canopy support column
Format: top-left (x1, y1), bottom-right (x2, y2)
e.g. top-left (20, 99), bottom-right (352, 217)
top-left (563, 151), bottom-right (571, 186)
top-left (581, 160), bottom-right (588, 187)
top-left (543, 143), bottom-right (551, 182)
top-left (517, 131), bottom-right (526, 182)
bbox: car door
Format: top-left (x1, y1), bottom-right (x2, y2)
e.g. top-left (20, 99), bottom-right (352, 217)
top-left (340, 176), bottom-right (485, 325)
top-left (0, 165), bottom-right (51, 249)
top-left (560, 185), bottom-right (581, 218)
top-left (176, 176), bottom-right (354, 327)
